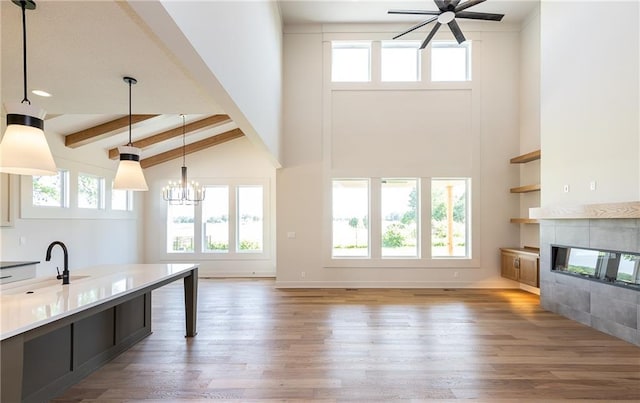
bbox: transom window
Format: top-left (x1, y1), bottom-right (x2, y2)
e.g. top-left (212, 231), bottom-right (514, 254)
top-left (331, 41), bottom-right (371, 82)
top-left (431, 41), bottom-right (471, 82)
top-left (381, 41), bottom-right (421, 82)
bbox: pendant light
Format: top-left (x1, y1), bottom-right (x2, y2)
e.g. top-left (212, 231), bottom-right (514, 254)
top-left (0, 0), bottom-right (57, 176)
top-left (113, 76), bottom-right (148, 191)
top-left (162, 115), bottom-right (205, 205)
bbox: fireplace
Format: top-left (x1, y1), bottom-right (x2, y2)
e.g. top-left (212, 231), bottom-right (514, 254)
top-left (539, 218), bottom-right (640, 346)
top-left (551, 245), bottom-right (640, 290)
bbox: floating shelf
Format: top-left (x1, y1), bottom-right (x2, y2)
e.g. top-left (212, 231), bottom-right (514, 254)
top-left (510, 184), bottom-right (541, 193)
top-left (510, 218), bottom-right (539, 224)
top-left (510, 149), bottom-right (541, 164)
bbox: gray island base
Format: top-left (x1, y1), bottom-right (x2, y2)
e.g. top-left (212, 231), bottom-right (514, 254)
top-left (0, 264), bottom-right (198, 402)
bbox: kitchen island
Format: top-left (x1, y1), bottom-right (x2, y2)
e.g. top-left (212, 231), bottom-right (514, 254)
top-left (0, 263), bottom-right (198, 403)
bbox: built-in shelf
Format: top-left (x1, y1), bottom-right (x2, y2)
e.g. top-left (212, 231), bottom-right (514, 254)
top-left (509, 149), bottom-right (541, 224)
top-left (510, 184), bottom-right (541, 193)
top-left (510, 218), bottom-right (539, 224)
top-left (510, 149), bottom-right (541, 164)
top-left (530, 201), bottom-right (640, 219)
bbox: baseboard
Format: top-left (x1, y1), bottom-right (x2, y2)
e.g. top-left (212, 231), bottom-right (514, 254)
top-left (274, 280), bottom-right (521, 289)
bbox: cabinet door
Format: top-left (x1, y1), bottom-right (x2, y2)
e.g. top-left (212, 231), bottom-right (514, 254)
top-left (519, 255), bottom-right (539, 287)
top-left (500, 251), bottom-right (519, 281)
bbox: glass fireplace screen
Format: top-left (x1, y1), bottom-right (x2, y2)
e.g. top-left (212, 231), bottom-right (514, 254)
top-left (552, 245), bottom-right (640, 289)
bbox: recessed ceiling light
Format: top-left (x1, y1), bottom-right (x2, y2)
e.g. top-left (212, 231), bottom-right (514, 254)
top-left (31, 89), bottom-right (52, 97)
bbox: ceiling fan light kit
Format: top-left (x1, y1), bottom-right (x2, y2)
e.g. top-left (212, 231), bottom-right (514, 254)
top-left (0, 0), bottom-right (58, 176)
top-left (113, 76), bottom-right (149, 191)
top-left (390, 0), bottom-right (504, 49)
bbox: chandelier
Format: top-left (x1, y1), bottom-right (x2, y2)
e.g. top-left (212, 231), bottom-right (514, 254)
top-left (162, 115), bottom-right (205, 205)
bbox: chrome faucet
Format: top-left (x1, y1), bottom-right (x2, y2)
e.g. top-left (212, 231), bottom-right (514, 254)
top-left (46, 241), bottom-right (69, 285)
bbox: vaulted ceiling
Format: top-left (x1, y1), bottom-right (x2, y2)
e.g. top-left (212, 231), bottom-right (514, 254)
top-left (1, 0), bottom-right (538, 168)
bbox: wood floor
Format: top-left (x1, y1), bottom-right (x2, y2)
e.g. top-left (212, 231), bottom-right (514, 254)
top-left (54, 279), bottom-right (640, 402)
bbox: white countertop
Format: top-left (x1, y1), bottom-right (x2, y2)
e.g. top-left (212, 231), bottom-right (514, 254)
top-left (0, 263), bottom-right (197, 341)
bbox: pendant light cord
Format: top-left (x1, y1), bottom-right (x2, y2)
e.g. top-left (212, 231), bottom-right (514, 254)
top-left (20, 0), bottom-right (30, 105)
top-left (128, 79), bottom-right (132, 146)
top-left (182, 114), bottom-right (186, 167)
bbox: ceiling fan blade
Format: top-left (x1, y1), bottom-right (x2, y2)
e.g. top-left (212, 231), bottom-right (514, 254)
top-left (448, 19), bottom-right (466, 44)
top-left (420, 22), bottom-right (442, 49)
top-left (388, 9), bottom-right (440, 16)
top-left (443, 0), bottom-right (462, 9)
top-left (455, 0), bottom-right (486, 12)
top-left (393, 17), bottom-right (438, 40)
top-left (434, 0), bottom-right (447, 11)
top-left (455, 11), bottom-right (504, 21)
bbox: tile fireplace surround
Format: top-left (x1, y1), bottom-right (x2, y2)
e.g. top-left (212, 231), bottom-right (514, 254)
top-left (532, 203), bottom-right (640, 346)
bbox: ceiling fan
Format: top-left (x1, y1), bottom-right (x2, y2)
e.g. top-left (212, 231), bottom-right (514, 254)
top-left (389, 0), bottom-right (504, 49)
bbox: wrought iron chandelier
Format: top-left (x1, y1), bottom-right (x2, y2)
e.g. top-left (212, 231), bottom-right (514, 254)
top-left (162, 115), bottom-right (205, 205)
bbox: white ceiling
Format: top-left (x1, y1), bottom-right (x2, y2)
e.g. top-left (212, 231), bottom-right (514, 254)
top-left (278, 0), bottom-right (539, 24)
top-left (1, 0), bottom-right (538, 164)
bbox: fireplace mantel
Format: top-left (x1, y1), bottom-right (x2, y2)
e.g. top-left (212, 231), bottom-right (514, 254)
top-left (530, 201), bottom-right (640, 220)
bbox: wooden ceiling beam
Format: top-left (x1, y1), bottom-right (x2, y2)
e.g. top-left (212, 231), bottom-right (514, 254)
top-left (141, 128), bottom-right (244, 169)
top-left (108, 114), bottom-right (231, 159)
top-left (65, 115), bottom-right (158, 148)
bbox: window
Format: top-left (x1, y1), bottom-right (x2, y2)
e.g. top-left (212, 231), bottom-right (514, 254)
top-left (33, 170), bottom-right (68, 207)
top-left (431, 41), bottom-right (471, 82)
top-left (78, 173), bottom-right (104, 209)
top-left (381, 41), bottom-right (420, 82)
top-left (202, 186), bottom-right (229, 253)
top-left (166, 182), bottom-right (268, 257)
top-left (111, 186), bottom-right (132, 211)
top-left (332, 179), bottom-right (369, 257)
top-left (431, 179), bottom-right (469, 257)
top-left (331, 41), bottom-right (371, 82)
top-left (167, 204), bottom-right (195, 253)
top-left (237, 186), bottom-right (264, 253)
top-left (381, 179), bottom-right (418, 257)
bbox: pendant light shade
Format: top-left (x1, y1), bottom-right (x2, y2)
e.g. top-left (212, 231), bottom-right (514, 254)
top-left (1, 102), bottom-right (56, 175)
top-left (114, 145), bottom-right (147, 191)
top-left (113, 76), bottom-right (148, 191)
top-left (0, 0), bottom-right (57, 176)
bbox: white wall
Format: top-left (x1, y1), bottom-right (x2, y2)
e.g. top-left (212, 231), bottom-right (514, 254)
top-left (277, 24), bottom-right (522, 288)
top-left (519, 6), bottom-right (541, 248)
top-left (143, 136), bottom-right (277, 277)
top-left (540, 0), bottom-right (640, 206)
top-left (129, 0), bottom-right (284, 167)
top-left (0, 123), bottom-right (143, 278)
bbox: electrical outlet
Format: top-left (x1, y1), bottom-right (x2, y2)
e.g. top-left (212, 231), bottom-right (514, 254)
top-left (301, 271), bottom-right (306, 279)
top-left (590, 181), bottom-right (597, 191)
top-left (454, 271), bottom-right (459, 278)
top-left (563, 184), bottom-right (570, 193)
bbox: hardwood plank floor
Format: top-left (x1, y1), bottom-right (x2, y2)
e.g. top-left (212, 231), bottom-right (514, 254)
top-left (53, 279), bottom-right (640, 402)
